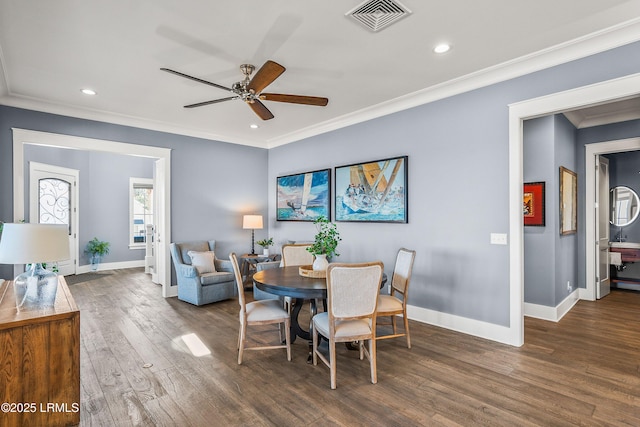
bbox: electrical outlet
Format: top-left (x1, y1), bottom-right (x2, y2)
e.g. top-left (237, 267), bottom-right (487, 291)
top-left (567, 281), bottom-right (571, 292)
top-left (490, 233), bottom-right (508, 245)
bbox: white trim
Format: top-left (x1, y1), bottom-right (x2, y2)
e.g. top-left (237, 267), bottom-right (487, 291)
top-left (76, 259), bottom-right (145, 274)
top-left (524, 290), bottom-right (580, 322)
top-left (509, 72), bottom-right (640, 347)
top-left (2, 19), bottom-right (640, 149)
top-left (267, 18), bottom-right (640, 148)
top-left (585, 137), bottom-right (640, 300)
top-left (11, 128), bottom-right (175, 297)
top-left (407, 304), bottom-right (515, 346)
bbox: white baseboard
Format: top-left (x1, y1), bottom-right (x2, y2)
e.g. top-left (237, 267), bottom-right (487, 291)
top-left (407, 304), bottom-right (516, 346)
top-left (76, 260), bottom-right (145, 275)
top-left (524, 289), bottom-right (580, 322)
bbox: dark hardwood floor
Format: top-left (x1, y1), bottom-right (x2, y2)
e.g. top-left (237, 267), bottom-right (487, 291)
top-left (70, 269), bottom-right (640, 426)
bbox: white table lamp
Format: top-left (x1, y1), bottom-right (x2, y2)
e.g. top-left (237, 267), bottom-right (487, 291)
top-left (242, 215), bottom-right (263, 255)
top-left (0, 223), bottom-right (70, 310)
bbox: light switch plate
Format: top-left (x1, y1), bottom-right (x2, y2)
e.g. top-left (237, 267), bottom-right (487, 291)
top-left (490, 233), bottom-right (508, 245)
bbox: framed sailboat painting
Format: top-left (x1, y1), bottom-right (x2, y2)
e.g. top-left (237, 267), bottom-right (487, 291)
top-left (276, 169), bottom-right (331, 221)
top-left (335, 156), bottom-right (408, 223)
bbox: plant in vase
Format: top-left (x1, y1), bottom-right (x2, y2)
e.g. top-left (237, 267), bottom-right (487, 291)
top-left (85, 237), bottom-right (110, 271)
top-left (256, 237), bottom-right (274, 256)
top-left (307, 215), bottom-right (341, 271)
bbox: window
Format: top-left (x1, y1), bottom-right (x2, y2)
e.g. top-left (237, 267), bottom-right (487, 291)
top-left (130, 178), bottom-right (153, 248)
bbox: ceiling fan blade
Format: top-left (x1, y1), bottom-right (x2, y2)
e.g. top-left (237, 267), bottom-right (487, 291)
top-left (161, 68), bottom-right (233, 92)
top-left (184, 96), bottom-right (238, 108)
top-left (247, 60), bottom-right (286, 94)
top-left (260, 93), bottom-right (328, 106)
top-left (247, 99), bottom-right (275, 120)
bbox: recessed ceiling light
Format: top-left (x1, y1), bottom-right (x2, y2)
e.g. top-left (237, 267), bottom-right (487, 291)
top-left (250, 124), bottom-right (259, 129)
top-left (433, 44), bottom-right (450, 54)
top-left (81, 88), bottom-right (97, 95)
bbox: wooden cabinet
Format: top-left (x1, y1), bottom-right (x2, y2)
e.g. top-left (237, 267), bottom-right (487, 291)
top-left (0, 277), bottom-right (80, 427)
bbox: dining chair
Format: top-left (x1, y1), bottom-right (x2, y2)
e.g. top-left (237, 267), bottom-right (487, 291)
top-left (281, 243), bottom-right (314, 266)
top-left (253, 261), bottom-right (282, 301)
top-left (376, 248), bottom-right (416, 348)
top-left (230, 252), bottom-right (291, 364)
top-left (312, 261), bottom-right (384, 389)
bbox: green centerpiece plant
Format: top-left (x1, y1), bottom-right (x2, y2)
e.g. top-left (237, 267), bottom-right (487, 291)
top-left (256, 237), bottom-right (274, 256)
top-left (307, 215), bottom-right (341, 270)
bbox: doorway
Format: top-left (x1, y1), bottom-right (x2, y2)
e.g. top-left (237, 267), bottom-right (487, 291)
top-left (29, 162), bottom-right (79, 276)
top-left (585, 138), bottom-right (640, 300)
top-left (509, 72), bottom-right (640, 346)
top-left (11, 128), bottom-right (175, 298)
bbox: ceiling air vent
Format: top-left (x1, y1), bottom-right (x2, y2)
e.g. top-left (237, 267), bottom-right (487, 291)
top-left (346, 0), bottom-right (412, 32)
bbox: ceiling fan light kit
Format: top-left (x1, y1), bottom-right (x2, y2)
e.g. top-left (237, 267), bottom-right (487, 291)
top-left (161, 60), bottom-right (328, 120)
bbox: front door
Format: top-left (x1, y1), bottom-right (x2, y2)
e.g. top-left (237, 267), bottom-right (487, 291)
top-left (29, 162), bottom-right (79, 276)
top-left (595, 155), bottom-right (610, 299)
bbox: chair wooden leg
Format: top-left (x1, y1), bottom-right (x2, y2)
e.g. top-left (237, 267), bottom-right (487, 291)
top-left (391, 315), bottom-right (397, 335)
top-left (238, 324), bottom-right (246, 365)
top-left (285, 318), bottom-right (292, 361)
top-left (370, 338), bottom-right (377, 384)
top-left (329, 339), bottom-right (337, 390)
top-left (403, 313), bottom-right (411, 348)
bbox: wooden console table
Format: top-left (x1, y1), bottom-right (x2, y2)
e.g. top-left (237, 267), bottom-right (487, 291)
top-left (0, 277), bottom-right (80, 427)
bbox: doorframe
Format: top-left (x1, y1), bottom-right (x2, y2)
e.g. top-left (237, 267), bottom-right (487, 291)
top-left (586, 137), bottom-right (640, 300)
top-left (11, 128), bottom-right (176, 298)
top-left (29, 161), bottom-right (80, 276)
top-left (508, 72), bottom-right (640, 346)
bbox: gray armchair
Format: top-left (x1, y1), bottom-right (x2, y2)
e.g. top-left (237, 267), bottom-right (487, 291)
top-left (170, 240), bottom-right (237, 306)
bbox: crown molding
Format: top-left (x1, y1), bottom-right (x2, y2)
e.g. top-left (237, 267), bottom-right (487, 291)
top-left (2, 18), bottom-right (640, 149)
top-left (267, 17), bottom-right (640, 148)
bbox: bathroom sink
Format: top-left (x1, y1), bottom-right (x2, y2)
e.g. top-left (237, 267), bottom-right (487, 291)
top-left (609, 242), bottom-right (640, 249)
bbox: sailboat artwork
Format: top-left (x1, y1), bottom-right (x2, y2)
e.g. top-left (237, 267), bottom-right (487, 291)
top-left (277, 169), bottom-right (330, 221)
top-left (335, 156), bottom-right (408, 223)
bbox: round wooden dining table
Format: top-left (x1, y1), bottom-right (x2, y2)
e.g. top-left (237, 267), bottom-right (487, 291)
top-left (253, 265), bottom-right (387, 342)
top-left (252, 266), bottom-right (326, 342)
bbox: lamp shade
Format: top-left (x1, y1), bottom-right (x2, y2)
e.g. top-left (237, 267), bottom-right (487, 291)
top-left (242, 215), bottom-right (263, 230)
top-left (0, 223), bottom-right (70, 264)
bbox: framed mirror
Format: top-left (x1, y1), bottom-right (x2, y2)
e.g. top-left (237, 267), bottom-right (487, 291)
top-left (610, 185), bottom-right (640, 226)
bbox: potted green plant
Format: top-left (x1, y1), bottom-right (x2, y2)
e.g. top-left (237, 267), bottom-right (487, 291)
top-left (256, 237), bottom-right (274, 256)
top-left (85, 237), bottom-right (110, 271)
top-left (307, 215), bottom-right (341, 271)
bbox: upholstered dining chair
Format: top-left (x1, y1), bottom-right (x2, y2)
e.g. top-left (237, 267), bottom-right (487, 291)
top-left (376, 248), bottom-right (416, 348)
top-left (253, 261), bottom-right (282, 301)
top-left (312, 261), bottom-right (384, 389)
top-left (281, 243), bottom-right (314, 266)
top-left (230, 253), bottom-right (291, 364)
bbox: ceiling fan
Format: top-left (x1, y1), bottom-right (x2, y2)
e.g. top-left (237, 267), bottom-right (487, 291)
top-left (161, 60), bottom-right (329, 120)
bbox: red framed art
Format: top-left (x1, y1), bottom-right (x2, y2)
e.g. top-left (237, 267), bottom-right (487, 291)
top-left (523, 182), bottom-right (545, 226)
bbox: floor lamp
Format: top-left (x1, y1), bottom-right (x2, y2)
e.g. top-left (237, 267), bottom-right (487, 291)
top-left (242, 215), bottom-right (263, 255)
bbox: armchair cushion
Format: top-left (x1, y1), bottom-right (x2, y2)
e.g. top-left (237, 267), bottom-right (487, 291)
top-left (188, 250), bottom-right (217, 274)
top-left (201, 271), bottom-right (235, 286)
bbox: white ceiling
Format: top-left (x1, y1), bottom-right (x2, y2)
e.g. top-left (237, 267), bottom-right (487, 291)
top-left (1, 1), bottom-right (640, 148)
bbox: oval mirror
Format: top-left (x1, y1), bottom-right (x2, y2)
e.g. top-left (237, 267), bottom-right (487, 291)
top-left (610, 186), bottom-right (640, 226)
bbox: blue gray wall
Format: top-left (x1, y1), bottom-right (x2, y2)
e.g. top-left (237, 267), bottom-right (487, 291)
top-left (0, 106), bottom-right (269, 280)
top-left (24, 144), bottom-right (154, 266)
top-left (268, 41), bottom-right (640, 327)
top-left (523, 116), bottom-right (556, 306)
top-left (2, 40), bottom-right (640, 328)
